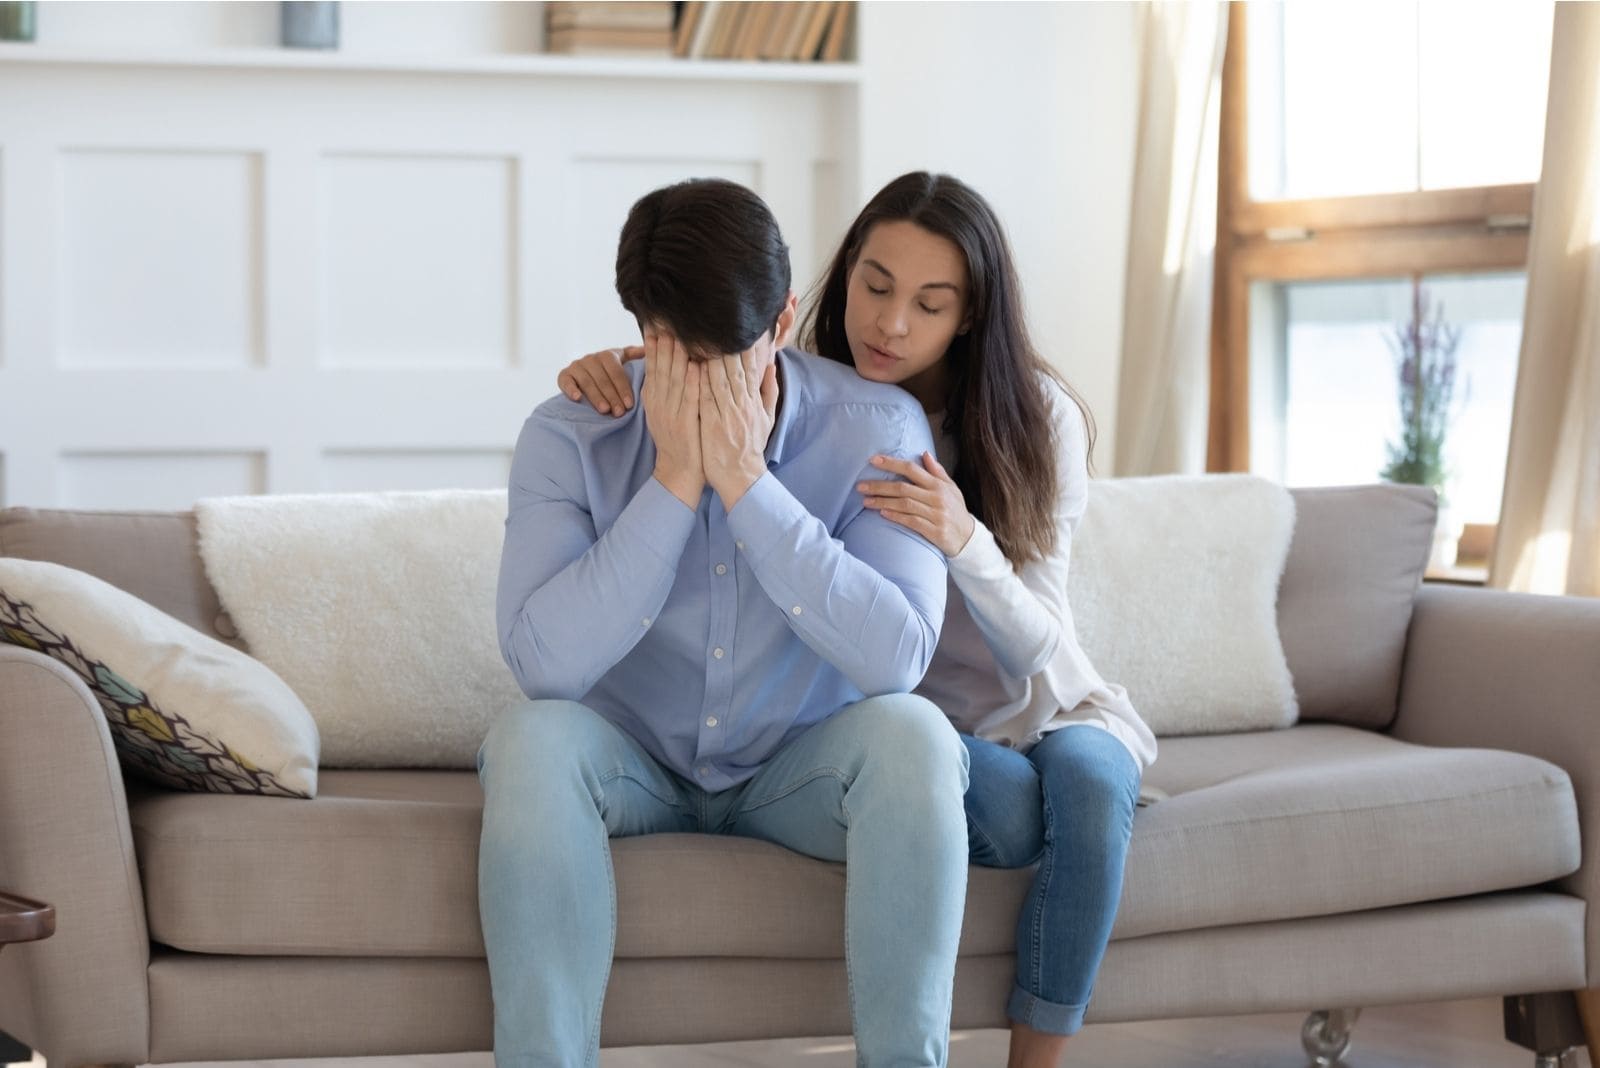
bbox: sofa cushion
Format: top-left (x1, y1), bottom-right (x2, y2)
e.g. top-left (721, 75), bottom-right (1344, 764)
top-left (1069, 474), bottom-right (1298, 735)
top-left (194, 491), bottom-right (520, 769)
top-left (1279, 484), bottom-right (1437, 728)
top-left (129, 724), bottom-right (1579, 958)
top-left (0, 558), bottom-right (318, 797)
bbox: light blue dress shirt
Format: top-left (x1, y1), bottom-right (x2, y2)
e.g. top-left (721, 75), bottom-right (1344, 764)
top-left (496, 348), bottom-right (948, 791)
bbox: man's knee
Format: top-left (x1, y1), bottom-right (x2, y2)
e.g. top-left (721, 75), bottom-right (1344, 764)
top-left (479, 698), bottom-right (604, 784)
top-left (847, 693), bottom-right (969, 792)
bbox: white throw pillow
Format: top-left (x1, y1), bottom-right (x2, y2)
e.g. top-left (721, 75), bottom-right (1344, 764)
top-left (1068, 474), bottom-right (1299, 735)
top-left (196, 490), bottom-right (521, 769)
top-left (0, 558), bottom-right (319, 796)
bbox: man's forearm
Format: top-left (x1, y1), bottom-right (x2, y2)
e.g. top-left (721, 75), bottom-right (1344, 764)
top-left (499, 478), bottom-right (694, 700)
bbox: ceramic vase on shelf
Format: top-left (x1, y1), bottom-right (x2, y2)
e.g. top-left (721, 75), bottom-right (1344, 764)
top-left (0, 2), bottom-right (37, 42)
top-left (281, 1), bottom-right (339, 50)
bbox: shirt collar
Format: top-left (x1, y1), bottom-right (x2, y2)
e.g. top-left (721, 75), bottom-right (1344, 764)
top-left (764, 347), bottom-right (799, 467)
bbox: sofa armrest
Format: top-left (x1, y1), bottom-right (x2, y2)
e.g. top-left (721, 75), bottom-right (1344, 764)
top-left (0, 645), bottom-right (150, 1067)
top-left (1391, 584), bottom-right (1600, 987)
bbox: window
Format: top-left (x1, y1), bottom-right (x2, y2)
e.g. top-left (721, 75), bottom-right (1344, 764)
top-left (1210, 0), bottom-right (1554, 581)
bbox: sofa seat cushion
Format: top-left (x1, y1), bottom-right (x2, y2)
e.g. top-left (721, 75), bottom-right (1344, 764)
top-left (129, 724), bottom-right (1580, 958)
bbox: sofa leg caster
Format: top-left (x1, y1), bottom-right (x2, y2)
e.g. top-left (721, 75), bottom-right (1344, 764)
top-left (1531, 1052), bottom-right (1580, 1068)
top-left (1301, 1008), bottom-right (1361, 1067)
top-left (1506, 992), bottom-right (1588, 1067)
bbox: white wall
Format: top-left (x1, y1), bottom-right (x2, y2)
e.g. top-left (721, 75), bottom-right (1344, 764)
top-left (0, 1), bottom-right (1141, 505)
top-left (0, 3), bottom-right (856, 508)
top-left (857, 1), bottom-right (1140, 472)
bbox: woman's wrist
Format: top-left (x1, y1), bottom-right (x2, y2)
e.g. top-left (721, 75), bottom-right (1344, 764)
top-left (946, 512), bottom-right (977, 557)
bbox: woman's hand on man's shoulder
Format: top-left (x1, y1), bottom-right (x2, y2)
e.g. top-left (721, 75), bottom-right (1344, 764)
top-left (558, 345), bottom-right (644, 416)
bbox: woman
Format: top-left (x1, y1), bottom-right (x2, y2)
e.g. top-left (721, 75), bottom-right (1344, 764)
top-left (558, 172), bottom-right (1155, 1068)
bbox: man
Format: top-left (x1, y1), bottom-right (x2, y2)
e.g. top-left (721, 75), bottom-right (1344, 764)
top-left (480, 178), bottom-right (968, 1067)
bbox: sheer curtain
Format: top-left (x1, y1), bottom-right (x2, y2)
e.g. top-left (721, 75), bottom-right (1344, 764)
top-left (1112, 1), bottom-right (1228, 477)
top-left (1490, 0), bottom-right (1600, 597)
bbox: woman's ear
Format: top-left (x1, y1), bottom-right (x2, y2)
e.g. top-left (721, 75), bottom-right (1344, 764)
top-left (772, 291), bottom-right (800, 350)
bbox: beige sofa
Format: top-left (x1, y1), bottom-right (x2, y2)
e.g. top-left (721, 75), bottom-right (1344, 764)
top-left (0, 484), bottom-right (1594, 1067)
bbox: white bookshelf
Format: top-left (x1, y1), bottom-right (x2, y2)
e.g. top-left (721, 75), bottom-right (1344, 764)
top-left (0, 42), bottom-right (862, 84)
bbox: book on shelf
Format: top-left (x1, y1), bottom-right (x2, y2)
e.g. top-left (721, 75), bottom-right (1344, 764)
top-left (761, 1), bottom-right (806, 60)
top-left (547, 27), bottom-right (675, 55)
top-left (736, 3), bottom-right (773, 60)
top-left (777, 1), bottom-right (816, 59)
top-left (714, 3), bottom-right (750, 59)
top-left (796, 1), bottom-right (834, 60)
top-left (683, 0), bottom-right (721, 56)
top-left (673, 1), bottom-right (706, 57)
top-left (672, 0), bottom-right (853, 62)
top-left (546, 2), bottom-right (676, 32)
top-left (820, 0), bottom-right (850, 61)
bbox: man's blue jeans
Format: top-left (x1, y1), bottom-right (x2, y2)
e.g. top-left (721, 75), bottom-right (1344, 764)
top-left (961, 725), bottom-right (1141, 1036)
top-left (477, 694), bottom-right (971, 1068)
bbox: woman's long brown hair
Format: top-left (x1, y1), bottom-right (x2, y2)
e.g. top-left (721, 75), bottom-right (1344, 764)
top-left (799, 172), bottom-right (1096, 567)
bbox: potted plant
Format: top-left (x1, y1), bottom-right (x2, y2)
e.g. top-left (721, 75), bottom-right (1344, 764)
top-left (1380, 278), bottom-right (1464, 570)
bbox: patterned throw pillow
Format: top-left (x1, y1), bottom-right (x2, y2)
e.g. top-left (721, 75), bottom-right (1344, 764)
top-left (0, 558), bottom-right (318, 797)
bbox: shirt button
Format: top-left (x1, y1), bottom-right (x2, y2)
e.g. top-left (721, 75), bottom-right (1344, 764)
top-left (705, 716), bottom-right (718, 727)
top-left (735, 540), bottom-right (745, 551)
top-left (791, 605), bottom-right (803, 615)
top-left (640, 617), bottom-right (651, 627)
top-left (715, 563), bottom-right (728, 576)
top-left (713, 647), bottom-right (725, 659)
top-left (696, 765), bottom-right (709, 778)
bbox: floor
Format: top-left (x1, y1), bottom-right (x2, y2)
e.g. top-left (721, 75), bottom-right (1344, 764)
top-left (9, 998), bottom-right (1592, 1067)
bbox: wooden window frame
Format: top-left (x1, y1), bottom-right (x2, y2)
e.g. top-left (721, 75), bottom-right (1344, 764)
top-left (1206, 0), bottom-right (1534, 473)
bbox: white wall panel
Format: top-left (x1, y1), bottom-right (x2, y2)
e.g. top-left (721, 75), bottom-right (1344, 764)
top-left (58, 148), bottom-right (263, 368)
top-left (321, 152), bottom-right (517, 369)
top-left (57, 450), bottom-right (265, 509)
top-left (320, 449), bottom-right (513, 493)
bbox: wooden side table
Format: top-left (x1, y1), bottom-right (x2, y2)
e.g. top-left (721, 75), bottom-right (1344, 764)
top-left (0, 891), bottom-right (53, 949)
top-left (0, 891), bottom-right (53, 1063)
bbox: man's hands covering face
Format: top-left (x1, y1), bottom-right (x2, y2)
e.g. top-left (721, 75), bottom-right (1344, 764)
top-left (699, 347), bottom-right (778, 510)
top-left (643, 333), bottom-right (705, 509)
top-left (643, 332), bottom-right (778, 512)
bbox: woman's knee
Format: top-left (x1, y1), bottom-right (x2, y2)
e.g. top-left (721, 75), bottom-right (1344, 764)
top-left (962, 735), bottom-right (1045, 868)
top-left (1031, 728), bottom-right (1142, 841)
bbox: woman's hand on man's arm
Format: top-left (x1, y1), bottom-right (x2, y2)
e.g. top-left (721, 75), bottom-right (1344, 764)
top-left (858, 452), bottom-right (977, 558)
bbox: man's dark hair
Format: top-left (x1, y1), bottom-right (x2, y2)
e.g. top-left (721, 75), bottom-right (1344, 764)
top-left (615, 178), bottom-right (791, 358)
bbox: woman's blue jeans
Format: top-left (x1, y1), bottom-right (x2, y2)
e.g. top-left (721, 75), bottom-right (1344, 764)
top-left (961, 725), bottom-right (1141, 1036)
top-left (477, 694), bottom-right (971, 1068)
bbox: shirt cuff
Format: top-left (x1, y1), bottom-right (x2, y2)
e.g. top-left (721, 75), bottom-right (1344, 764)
top-left (724, 471), bottom-right (808, 561)
top-left (620, 476), bottom-right (699, 564)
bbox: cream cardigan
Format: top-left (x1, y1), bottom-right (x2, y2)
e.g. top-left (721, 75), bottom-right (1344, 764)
top-left (913, 380), bottom-right (1158, 770)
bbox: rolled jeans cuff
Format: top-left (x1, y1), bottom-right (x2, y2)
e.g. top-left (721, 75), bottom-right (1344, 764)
top-left (1007, 984), bottom-right (1088, 1036)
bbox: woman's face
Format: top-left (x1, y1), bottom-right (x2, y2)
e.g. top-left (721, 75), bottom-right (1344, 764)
top-left (843, 220), bottom-right (970, 401)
